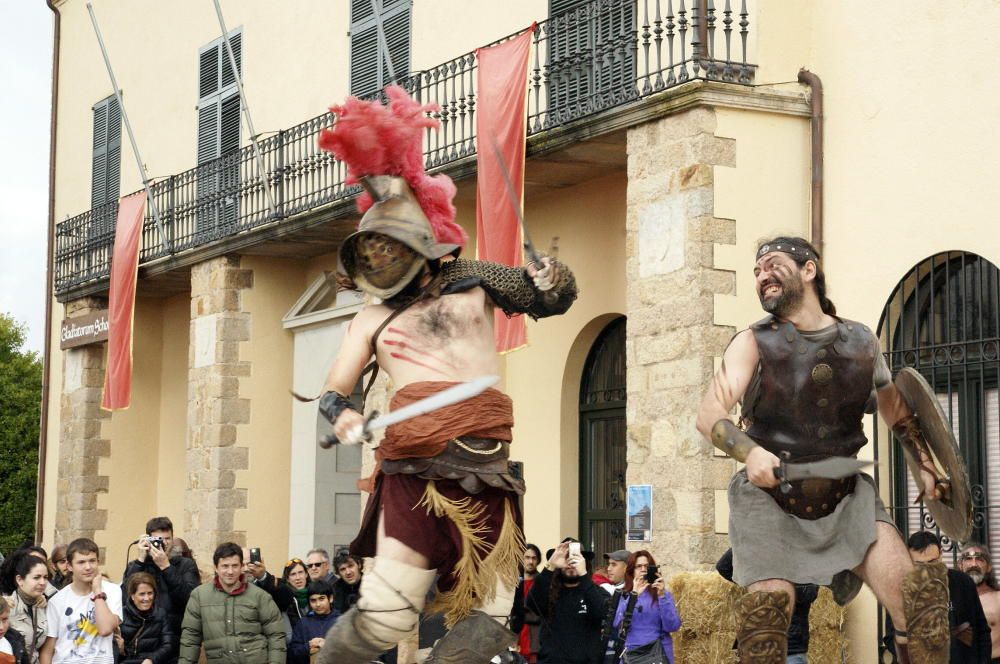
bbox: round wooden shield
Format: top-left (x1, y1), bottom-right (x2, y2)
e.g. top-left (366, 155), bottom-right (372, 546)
top-left (895, 367), bottom-right (973, 542)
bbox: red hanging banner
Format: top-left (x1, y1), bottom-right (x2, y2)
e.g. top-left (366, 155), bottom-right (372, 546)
top-left (101, 191), bottom-right (146, 411)
top-left (475, 24), bottom-right (535, 353)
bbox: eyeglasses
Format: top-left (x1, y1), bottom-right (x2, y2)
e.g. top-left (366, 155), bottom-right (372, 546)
top-left (53, 559), bottom-right (66, 565)
top-left (284, 558), bottom-right (303, 568)
top-left (306, 562), bottom-right (326, 569)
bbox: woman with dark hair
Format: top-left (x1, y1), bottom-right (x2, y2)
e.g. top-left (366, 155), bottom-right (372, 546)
top-left (610, 551), bottom-right (680, 664)
top-left (116, 571), bottom-right (177, 664)
top-left (280, 559), bottom-right (310, 631)
top-left (0, 550), bottom-right (48, 663)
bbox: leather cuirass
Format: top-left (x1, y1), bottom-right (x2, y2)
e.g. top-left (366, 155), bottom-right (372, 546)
top-left (744, 315), bottom-right (877, 459)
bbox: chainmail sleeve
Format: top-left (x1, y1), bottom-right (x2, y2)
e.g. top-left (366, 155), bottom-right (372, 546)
top-left (440, 258), bottom-right (578, 319)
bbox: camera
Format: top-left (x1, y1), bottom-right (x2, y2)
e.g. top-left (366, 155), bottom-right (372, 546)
top-left (644, 564), bottom-right (659, 584)
top-left (148, 536), bottom-right (165, 550)
top-left (250, 547), bottom-right (262, 564)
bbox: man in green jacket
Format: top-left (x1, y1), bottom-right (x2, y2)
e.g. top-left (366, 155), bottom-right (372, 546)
top-left (179, 542), bottom-right (285, 664)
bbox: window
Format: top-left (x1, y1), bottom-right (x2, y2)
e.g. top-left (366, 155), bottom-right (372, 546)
top-left (878, 252), bottom-right (1000, 557)
top-left (546, 0), bottom-right (636, 123)
top-left (349, 0), bottom-right (411, 97)
top-left (91, 94), bottom-right (122, 238)
top-left (196, 30), bottom-right (242, 236)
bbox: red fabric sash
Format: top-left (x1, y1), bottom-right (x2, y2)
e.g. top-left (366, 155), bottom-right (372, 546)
top-left (358, 381), bottom-right (513, 491)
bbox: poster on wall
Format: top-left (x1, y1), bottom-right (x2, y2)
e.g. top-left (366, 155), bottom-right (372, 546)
top-left (627, 484), bottom-right (653, 542)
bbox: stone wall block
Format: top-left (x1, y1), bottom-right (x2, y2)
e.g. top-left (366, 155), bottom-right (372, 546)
top-left (625, 107), bottom-right (742, 574)
top-left (210, 446), bottom-right (249, 470)
top-left (185, 255), bottom-right (254, 564)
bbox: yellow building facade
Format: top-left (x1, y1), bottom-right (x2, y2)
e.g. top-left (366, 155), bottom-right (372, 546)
top-left (42, 1), bottom-right (1000, 661)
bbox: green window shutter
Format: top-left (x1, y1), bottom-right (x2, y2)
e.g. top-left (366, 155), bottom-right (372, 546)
top-left (91, 95), bottom-right (122, 209)
top-left (349, 0), bottom-right (411, 96)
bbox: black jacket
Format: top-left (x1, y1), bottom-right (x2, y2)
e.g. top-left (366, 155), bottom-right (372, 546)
top-left (119, 598), bottom-right (178, 664)
top-left (526, 569), bottom-right (608, 664)
top-left (123, 555), bottom-right (201, 634)
top-left (884, 568), bottom-right (992, 663)
top-left (334, 577), bottom-right (361, 615)
top-left (2, 629), bottom-right (31, 664)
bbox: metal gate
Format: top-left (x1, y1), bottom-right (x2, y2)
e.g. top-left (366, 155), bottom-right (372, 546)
top-left (875, 251), bottom-right (1000, 655)
top-left (579, 317), bottom-right (627, 557)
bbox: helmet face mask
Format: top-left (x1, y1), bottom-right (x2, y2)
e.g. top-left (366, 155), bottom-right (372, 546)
top-left (355, 233), bottom-right (422, 289)
top-left (339, 176), bottom-right (456, 300)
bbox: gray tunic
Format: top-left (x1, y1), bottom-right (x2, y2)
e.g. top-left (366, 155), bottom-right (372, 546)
top-left (729, 321), bottom-right (895, 605)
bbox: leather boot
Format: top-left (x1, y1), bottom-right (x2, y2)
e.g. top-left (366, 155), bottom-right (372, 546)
top-left (901, 561), bottom-right (949, 664)
top-left (735, 591), bottom-right (790, 664)
top-left (424, 611), bottom-right (517, 664)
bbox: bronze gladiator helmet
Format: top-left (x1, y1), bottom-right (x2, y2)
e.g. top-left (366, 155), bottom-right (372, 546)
top-left (339, 176), bottom-right (461, 299)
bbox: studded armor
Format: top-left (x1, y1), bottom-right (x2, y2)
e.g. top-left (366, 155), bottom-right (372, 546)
top-left (744, 315), bottom-right (877, 459)
top-left (439, 257), bottom-right (578, 319)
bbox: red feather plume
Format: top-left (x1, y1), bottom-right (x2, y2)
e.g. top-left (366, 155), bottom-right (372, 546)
top-left (318, 85), bottom-right (466, 249)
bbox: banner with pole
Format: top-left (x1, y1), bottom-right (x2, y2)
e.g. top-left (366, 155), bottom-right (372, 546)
top-left (101, 192), bottom-right (146, 411)
top-left (475, 24), bottom-right (535, 353)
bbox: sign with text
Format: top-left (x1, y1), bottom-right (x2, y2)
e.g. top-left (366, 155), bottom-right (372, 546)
top-left (627, 484), bottom-right (653, 542)
top-left (60, 310), bottom-right (110, 350)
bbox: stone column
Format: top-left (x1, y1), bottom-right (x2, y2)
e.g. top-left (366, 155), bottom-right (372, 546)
top-left (57, 296), bottom-right (112, 541)
top-left (186, 256), bottom-right (253, 561)
top-left (625, 107), bottom-right (738, 572)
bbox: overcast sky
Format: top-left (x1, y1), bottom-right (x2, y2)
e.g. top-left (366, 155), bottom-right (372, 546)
top-left (0, 1), bottom-right (52, 354)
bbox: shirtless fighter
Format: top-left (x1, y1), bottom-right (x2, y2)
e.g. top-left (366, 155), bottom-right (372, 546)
top-left (696, 236), bottom-right (954, 663)
top-left (312, 86), bottom-right (578, 664)
top-left (958, 543), bottom-right (1000, 661)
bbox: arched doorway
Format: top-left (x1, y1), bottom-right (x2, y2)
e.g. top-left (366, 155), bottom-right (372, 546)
top-left (579, 316), bottom-right (627, 556)
top-left (875, 251), bottom-right (1000, 556)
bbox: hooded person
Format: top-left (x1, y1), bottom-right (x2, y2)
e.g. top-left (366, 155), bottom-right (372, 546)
top-left (309, 86), bottom-right (578, 664)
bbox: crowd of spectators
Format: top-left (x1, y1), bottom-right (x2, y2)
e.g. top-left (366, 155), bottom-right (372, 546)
top-left (0, 517), bottom-right (372, 664)
top-left (41, 524), bottom-right (1000, 663)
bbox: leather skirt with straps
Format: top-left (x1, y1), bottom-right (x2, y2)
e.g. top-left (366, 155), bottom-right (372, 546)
top-left (379, 436), bottom-right (526, 496)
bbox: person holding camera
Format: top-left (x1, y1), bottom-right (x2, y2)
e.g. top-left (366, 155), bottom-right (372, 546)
top-left (526, 539), bottom-right (607, 664)
top-left (609, 551), bottom-right (680, 664)
top-left (122, 517), bottom-right (200, 640)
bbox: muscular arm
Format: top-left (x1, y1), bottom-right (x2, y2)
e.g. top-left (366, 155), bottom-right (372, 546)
top-left (876, 382), bottom-right (913, 429)
top-left (441, 258), bottom-right (578, 319)
top-left (695, 329), bottom-right (758, 438)
top-left (322, 307), bottom-right (378, 396)
top-left (696, 329), bottom-right (781, 488)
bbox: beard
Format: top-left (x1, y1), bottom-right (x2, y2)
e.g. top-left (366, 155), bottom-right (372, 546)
top-left (968, 570), bottom-right (985, 584)
top-left (759, 271), bottom-right (805, 318)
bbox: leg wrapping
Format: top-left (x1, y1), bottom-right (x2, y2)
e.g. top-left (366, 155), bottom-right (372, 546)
top-left (901, 561), bottom-right (949, 664)
top-left (315, 557), bottom-right (436, 664)
top-left (736, 591), bottom-right (790, 664)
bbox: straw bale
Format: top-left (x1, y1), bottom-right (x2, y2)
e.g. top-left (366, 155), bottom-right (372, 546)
top-left (667, 572), bottom-right (850, 664)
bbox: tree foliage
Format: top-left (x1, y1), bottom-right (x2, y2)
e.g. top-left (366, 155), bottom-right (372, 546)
top-left (0, 314), bottom-right (43, 554)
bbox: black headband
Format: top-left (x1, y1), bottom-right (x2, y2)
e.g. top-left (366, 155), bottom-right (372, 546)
top-left (756, 239), bottom-right (818, 263)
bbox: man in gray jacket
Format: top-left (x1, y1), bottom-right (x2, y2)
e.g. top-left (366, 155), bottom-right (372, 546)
top-left (179, 542), bottom-right (285, 664)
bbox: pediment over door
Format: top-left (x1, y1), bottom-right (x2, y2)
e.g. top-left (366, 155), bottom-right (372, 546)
top-left (282, 273), bottom-right (365, 330)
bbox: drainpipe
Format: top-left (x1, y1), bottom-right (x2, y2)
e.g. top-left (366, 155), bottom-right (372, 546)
top-left (38, 0), bottom-right (62, 543)
top-left (797, 68), bottom-right (824, 257)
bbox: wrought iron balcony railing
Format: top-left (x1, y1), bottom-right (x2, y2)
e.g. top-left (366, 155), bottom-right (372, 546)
top-left (55, 0), bottom-right (754, 295)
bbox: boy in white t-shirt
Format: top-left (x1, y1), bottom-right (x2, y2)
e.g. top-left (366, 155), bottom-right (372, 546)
top-left (39, 538), bottom-right (122, 664)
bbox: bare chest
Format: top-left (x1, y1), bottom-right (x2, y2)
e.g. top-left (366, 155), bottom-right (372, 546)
top-left (374, 292), bottom-right (492, 377)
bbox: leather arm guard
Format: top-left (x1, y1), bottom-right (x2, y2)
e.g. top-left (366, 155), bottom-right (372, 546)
top-left (318, 391), bottom-right (360, 445)
top-left (893, 414), bottom-right (951, 502)
top-left (440, 257), bottom-right (578, 319)
top-left (711, 419), bottom-right (759, 463)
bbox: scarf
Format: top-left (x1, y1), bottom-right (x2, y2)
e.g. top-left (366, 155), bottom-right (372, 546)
top-left (292, 585), bottom-right (310, 611)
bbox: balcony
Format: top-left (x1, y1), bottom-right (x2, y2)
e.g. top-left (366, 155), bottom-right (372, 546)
top-left (54, 0), bottom-right (754, 300)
